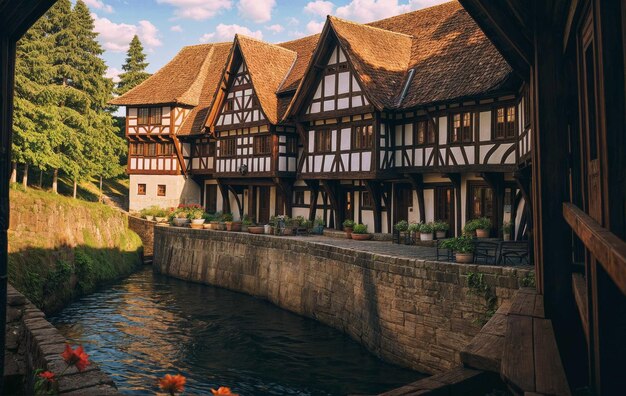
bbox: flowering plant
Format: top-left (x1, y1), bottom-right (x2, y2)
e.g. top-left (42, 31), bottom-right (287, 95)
top-left (159, 374), bottom-right (186, 395)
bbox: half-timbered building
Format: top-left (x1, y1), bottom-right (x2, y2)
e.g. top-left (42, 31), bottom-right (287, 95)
top-left (116, 1), bottom-right (531, 239)
top-left (110, 43), bottom-right (232, 211)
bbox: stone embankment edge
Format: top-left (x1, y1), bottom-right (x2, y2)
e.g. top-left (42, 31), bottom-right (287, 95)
top-left (5, 284), bottom-right (120, 395)
top-left (153, 226), bottom-right (532, 375)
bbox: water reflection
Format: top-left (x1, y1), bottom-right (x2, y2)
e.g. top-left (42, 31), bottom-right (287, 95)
top-left (51, 268), bottom-right (424, 395)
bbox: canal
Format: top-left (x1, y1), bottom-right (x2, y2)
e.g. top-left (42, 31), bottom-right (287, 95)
top-left (50, 268), bottom-right (425, 395)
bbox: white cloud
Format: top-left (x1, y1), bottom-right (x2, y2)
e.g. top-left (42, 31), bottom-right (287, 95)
top-left (265, 24), bottom-right (284, 33)
top-left (237, 0), bottom-right (275, 23)
top-left (170, 25), bottom-right (183, 32)
top-left (92, 13), bottom-right (162, 52)
top-left (306, 20), bottom-right (325, 34)
top-left (157, 0), bottom-right (232, 20)
top-left (286, 17), bottom-right (300, 26)
top-left (304, 1), bottom-right (335, 18)
top-left (84, 0), bottom-right (114, 13)
top-left (199, 24), bottom-right (263, 42)
top-left (336, 0), bottom-right (447, 23)
top-left (106, 67), bottom-right (122, 83)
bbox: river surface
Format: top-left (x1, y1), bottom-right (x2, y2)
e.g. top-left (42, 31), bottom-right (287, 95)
top-left (50, 268), bottom-right (424, 395)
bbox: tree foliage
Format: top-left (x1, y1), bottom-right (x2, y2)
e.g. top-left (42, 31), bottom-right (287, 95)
top-left (12, 0), bottom-right (127, 193)
top-left (117, 35), bottom-right (151, 96)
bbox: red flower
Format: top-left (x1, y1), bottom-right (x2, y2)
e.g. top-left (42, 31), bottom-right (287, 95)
top-left (38, 371), bottom-right (56, 382)
top-left (61, 344), bottom-right (90, 372)
top-left (211, 387), bottom-right (238, 395)
top-left (159, 374), bottom-right (186, 395)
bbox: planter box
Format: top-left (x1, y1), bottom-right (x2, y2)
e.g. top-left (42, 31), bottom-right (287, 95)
top-left (248, 226), bottom-right (265, 234)
top-left (352, 233), bottom-right (372, 240)
top-left (455, 252), bottom-right (474, 263)
top-left (420, 232), bottom-right (434, 241)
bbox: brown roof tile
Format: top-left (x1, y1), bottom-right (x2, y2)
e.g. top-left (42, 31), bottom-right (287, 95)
top-left (178, 43), bottom-right (232, 136)
top-left (110, 44), bottom-right (220, 106)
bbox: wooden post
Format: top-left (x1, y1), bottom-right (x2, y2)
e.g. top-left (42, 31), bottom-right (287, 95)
top-left (217, 181), bottom-right (230, 213)
top-left (322, 180), bottom-right (343, 230)
top-left (247, 185), bottom-right (255, 220)
top-left (305, 180), bottom-right (319, 222)
top-left (273, 178), bottom-right (293, 218)
top-left (445, 173), bottom-right (462, 237)
top-left (481, 172), bottom-right (505, 237)
top-left (365, 181), bottom-right (382, 233)
top-left (405, 173), bottom-right (426, 222)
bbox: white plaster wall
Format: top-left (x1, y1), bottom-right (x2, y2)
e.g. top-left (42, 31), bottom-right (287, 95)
top-left (129, 174), bottom-right (200, 212)
top-left (423, 189), bottom-right (435, 223)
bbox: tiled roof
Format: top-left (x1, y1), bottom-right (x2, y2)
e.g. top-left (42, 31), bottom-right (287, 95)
top-left (110, 44), bottom-right (221, 106)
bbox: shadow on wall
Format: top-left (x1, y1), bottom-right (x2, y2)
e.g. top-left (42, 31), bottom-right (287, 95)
top-left (8, 244), bottom-right (143, 314)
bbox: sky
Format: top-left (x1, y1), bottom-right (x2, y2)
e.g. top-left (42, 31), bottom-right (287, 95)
top-left (79, 0), bottom-right (450, 83)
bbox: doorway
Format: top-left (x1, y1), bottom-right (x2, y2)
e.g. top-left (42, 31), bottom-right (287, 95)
top-left (435, 186), bottom-right (455, 234)
top-left (257, 186), bottom-right (270, 225)
top-left (395, 184), bottom-right (412, 223)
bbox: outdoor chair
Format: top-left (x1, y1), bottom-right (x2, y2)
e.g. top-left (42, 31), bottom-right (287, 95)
top-left (498, 241), bottom-right (530, 266)
top-left (392, 229), bottom-right (401, 244)
top-left (436, 238), bottom-right (454, 262)
top-left (473, 240), bottom-right (501, 265)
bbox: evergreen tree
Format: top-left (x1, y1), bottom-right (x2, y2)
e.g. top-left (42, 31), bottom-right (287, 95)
top-left (117, 35), bottom-right (151, 95)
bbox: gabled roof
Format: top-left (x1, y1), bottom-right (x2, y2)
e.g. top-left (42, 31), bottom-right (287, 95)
top-left (110, 44), bottom-right (219, 106)
top-left (233, 35), bottom-right (297, 124)
top-left (178, 43), bottom-right (232, 136)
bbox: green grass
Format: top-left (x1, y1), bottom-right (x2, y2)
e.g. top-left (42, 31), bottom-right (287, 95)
top-left (8, 187), bottom-right (142, 313)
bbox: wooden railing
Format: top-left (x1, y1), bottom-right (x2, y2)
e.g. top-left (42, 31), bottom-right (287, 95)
top-left (563, 203), bottom-right (626, 295)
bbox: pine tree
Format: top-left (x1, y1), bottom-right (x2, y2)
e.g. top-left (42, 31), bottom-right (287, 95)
top-left (117, 35), bottom-right (151, 95)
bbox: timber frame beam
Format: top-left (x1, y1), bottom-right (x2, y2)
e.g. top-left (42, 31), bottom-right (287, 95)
top-left (444, 173), bottom-right (462, 237)
top-left (405, 173), bottom-right (426, 222)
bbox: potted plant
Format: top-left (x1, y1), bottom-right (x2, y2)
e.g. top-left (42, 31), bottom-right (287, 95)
top-left (474, 217), bottom-right (491, 238)
top-left (351, 223), bottom-right (372, 240)
top-left (189, 207), bottom-right (206, 229)
top-left (265, 216), bottom-right (277, 235)
top-left (208, 211), bottom-right (221, 230)
top-left (203, 213), bottom-right (215, 229)
top-left (419, 222), bottom-right (434, 241)
top-left (434, 221), bottom-right (449, 239)
top-left (222, 212), bottom-right (236, 231)
top-left (283, 216), bottom-right (295, 235)
top-left (503, 221), bottom-right (512, 241)
top-left (394, 220), bottom-right (409, 242)
top-left (301, 219), bottom-right (312, 233)
top-left (463, 219), bottom-right (478, 237)
top-left (140, 207), bottom-right (156, 221)
top-left (241, 215), bottom-right (253, 233)
top-left (440, 235), bottom-right (475, 263)
top-left (155, 208), bottom-right (168, 224)
top-left (173, 211), bottom-right (189, 227)
top-left (343, 219), bottom-right (355, 238)
top-left (313, 216), bottom-right (325, 234)
top-left (408, 222), bottom-right (421, 243)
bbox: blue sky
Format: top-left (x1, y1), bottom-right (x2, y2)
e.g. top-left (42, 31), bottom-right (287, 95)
top-left (81, 0), bottom-right (448, 81)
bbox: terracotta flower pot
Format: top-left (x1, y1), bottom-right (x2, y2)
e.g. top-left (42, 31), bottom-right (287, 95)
top-left (503, 233), bottom-right (511, 241)
top-left (203, 223), bottom-right (212, 229)
top-left (455, 252), bottom-right (474, 263)
top-left (248, 226), bottom-right (264, 234)
top-left (344, 226), bottom-right (353, 238)
top-left (476, 229), bottom-right (489, 238)
top-left (351, 233), bottom-right (372, 240)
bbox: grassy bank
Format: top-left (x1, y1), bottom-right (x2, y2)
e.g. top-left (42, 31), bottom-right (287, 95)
top-left (7, 185), bottom-right (142, 313)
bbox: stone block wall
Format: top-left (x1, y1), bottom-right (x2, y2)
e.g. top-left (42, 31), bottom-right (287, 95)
top-left (4, 285), bottom-right (119, 395)
top-left (153, 227), bottom-right (532, 374)
top-left (127, 215), bottom-right (154, 258)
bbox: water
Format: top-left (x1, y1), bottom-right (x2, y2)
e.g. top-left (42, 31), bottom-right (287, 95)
top-left (50, 268), bottom-right (425, 395)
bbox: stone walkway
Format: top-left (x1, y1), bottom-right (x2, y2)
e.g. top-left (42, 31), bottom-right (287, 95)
top-left (284, 234), bottom-right (442, 261)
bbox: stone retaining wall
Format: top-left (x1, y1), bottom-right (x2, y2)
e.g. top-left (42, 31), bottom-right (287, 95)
top-left (4, 285), bottom-right (119, 395)
top-left (153, 227), bottom-right (532, 374)
top-left (127, 215), bottom-right (154, 258)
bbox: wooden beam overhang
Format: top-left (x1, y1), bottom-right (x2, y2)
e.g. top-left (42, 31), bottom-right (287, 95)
top-left (404, 173), bottom-right (426, 223)
top-left (458, 0), bottom-right (533, 77)
top-left (305, 180), bottom-right (320, 222)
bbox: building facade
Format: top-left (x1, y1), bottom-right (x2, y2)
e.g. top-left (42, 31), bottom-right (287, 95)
top-left (112, 1), bottom-right (532, 239)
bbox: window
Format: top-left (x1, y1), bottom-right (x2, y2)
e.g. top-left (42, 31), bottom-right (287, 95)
top-left (224, 98), bottom-right (234, 112)
top-left (147, 143), bottom-right (157, 157)
top-left (254, 135), bottom-right (271, 155)
top-left (158, 143), bottom-right (174, 156)
top-left (138, 108), bottom-right (162, 125)
top-left (157, 185), bottom-right (166, 196)
top-left (200, 142), bottom-right (215, 156)
top-left (221, 138), bottom-right (236, 157)
top-left (468, 183), bottom-right (494, 227)
top-left (138, 108), bottom-right (149, 125)
top-left (294, 190), bottom-right (306, 206)
top-left (315, 129), bottom-right (332, 153)
top-left (353, 125), bottom-right (373, 150)
top-left (129, 143), bottom-right (141, 155)
top-left (361, 190), bottom-right (373, 209)
top-left (137, 184), bottom-right (146, 195)
top-left (494, 105), bottom-right (516, 139)
top-left (286, 136), bottom-right (298, 154)
top-left (416, 120), bottom-right (436, 145)
top-left (451, 112), bottom-right (473, 143)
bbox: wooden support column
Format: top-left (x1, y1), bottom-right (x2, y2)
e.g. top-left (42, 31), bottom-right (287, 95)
top-left (405, 173), bottom-right (426, 222)
top-left (365, 181), bottom-right (383, 233)
top-left (273, 178), bottom-right (293, 217)
top-left (217, 180), bottom-right (231, 214)
top-left (380, 182), bottom-right (392, 232)
top-left (322, 180), bottom-right (343, 230)
top-left (481, 172), bottom-right (505, 237)
top-left (247, 185), bottom-right (255, 220)
top-left (228, 185), bottom-right (243, 219)
top-left (446, 173), bottom-right (462, 237)
top-left (305, 180), bottom-right (320, 222)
